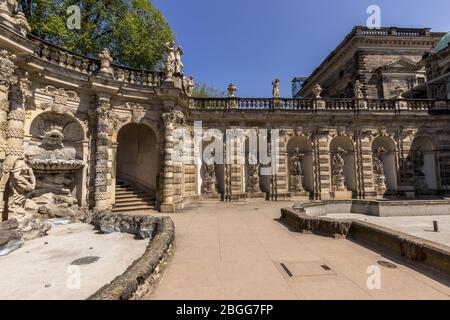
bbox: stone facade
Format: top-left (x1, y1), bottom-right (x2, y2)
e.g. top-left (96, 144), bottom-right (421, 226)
top-left (298, 27), bottom-right (445, 99)
top-left (0, 11), bottom-right (450, 219)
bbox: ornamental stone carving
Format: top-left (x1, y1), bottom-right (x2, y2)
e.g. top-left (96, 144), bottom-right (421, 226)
top-left (126, 102), bottom-right (146, 123)
top-left (183, 76), bottom-right (195, 97)
top-left (312, 84), bottom-right (323, 98)
top-left (37, 85), bottom-right (80, 115)
top-left (354, 80), bottom-right (364, 99)
top-left (7, 155), bottom-right (35, 219)
top-left (164, 41), bottom-right (177, 80)
top-left (202, 152), bottom-right (218, 195)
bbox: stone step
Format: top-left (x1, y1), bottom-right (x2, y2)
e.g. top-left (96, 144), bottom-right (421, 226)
top-left (112, 204), bottom-right (156, 212)
top-left (115, 199), bottom-right (155, 207)
top-left (115, 194), bottom-right (154, 200)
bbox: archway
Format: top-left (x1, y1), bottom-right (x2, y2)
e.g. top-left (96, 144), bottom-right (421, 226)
top-left (410, 136), bottom-right (437, 194)
top-left (116, 123), bottom-right (159, 199)
top-left (329, 136), bottom-right (356, 195)
top-left (286, 136), bottom-right (314, 194)
top-left (372, 136), bottom-right (398, 194)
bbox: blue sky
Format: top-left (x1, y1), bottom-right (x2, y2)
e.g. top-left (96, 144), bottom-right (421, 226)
top-left (153, 0), bottom-right (450, 97)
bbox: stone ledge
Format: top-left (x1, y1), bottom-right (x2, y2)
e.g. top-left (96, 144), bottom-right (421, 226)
top-left (88, 216), bottom-right (175, 300)
top-left (280, 207), bottom-right (450, 279)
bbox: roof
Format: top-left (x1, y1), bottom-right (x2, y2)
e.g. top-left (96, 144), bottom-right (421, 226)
top-left (434, 32), bottom-right (450, 53)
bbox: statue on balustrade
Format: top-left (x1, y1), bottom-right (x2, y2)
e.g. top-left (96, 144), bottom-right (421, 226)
top-left (332, 147), bottom-right (348, 191)
top-left (272, 79), bottom-right (280, 98)
top-left (175, 46), bottom-right (184, 74)
top-left (164, 41), bottom-right (176, 80)
top-left (289, 147), bottom-right (305, 192)
top-left (373, 147), bottom-right (387, 193)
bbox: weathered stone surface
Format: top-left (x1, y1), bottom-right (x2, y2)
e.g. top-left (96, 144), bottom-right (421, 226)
top-left (0, 219), bottom-right (23, 256)
top-left (88, 216), bottom-right (175, 300)
top-left (91, 211), bottom-right (159, 240)
top-left (20, 218), bottom-right (52, 241)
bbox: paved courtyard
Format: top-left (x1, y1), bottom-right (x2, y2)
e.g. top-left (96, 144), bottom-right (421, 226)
top-left (148, 202), bottom-right (450, 300)
top-left (0, 223), bottom-right (147, 300)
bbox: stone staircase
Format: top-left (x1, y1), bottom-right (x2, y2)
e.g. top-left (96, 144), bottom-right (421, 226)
top-left (113, 181), bottom-right (156, 212)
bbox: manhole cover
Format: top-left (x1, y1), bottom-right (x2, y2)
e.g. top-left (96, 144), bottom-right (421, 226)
top-left (377, 260), bottom-right (397, 269)
top-left (71, 256), bottom-right (100, 265)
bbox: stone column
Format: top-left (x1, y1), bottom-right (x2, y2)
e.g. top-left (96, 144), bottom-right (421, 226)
top-left (161, 110), bottom-right (184, 212)
top-left (91, 93), bottom-right (112, 211)
top-left (0, 50), bottom-right (17, 164)
top-left (354, 130), bottom-right (374, 199)
top-left (0, 70), bottom-right (30, 217)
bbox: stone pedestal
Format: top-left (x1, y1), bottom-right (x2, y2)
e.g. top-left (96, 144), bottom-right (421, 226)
top-left (333, 191), bottom-right (353, 200)
top-left (246, 192), bottom-right (266, 199)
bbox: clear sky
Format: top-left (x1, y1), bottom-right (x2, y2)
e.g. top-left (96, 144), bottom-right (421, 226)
top-left (153, 0), bottom-right (450, 97)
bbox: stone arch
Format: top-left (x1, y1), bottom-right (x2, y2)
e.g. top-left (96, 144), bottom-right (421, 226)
top-left (372, 136), bottom-right (398, 193)
top-left (329, 136), bottom-right (356, 195)
top-left (286, 136), bottom-right (314, 194)
top-left (410, 136), bottom-right (437, 193)
top-left (115, 122), bottom-right (160, 198)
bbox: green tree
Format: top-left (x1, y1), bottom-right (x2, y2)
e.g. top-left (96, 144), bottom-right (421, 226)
top-left (193, 82), bottom-right (225, 98)
top-left (19, 0), bottom-right (174, 70)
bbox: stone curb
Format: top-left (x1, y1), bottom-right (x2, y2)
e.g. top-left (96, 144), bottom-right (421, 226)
top-left (88, 216), bottom-right (175, 300)
top-left (280, 208), bottom-right (450, 279)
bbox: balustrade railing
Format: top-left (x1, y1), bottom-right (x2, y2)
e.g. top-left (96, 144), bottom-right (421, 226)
top-left (31, 35), bottom-right (165, 87)
top-left (192, 97), bottom-right (447, 113)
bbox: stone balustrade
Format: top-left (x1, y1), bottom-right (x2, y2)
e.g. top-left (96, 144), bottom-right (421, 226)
top-left (30, 35), bottom-right (167, 87)
top-left (193, 97), bottom-right (448, 113)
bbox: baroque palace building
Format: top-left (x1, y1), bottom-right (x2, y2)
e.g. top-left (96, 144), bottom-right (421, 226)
top-left (0, 4), bottom-right (450, 221)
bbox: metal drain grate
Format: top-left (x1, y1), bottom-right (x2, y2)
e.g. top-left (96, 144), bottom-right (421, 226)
top-left (377, 260), bottom-right (397, 269)
top-left (71, 256), bottom-right (100, 266)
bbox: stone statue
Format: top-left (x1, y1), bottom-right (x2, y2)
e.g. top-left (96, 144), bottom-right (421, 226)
top-left (175, 46), bottom-right (184, 74)
top-left (373, 147), bottom-right (387, 192)
top-left (202, 151), bottom-right (218, 194)
top-left (98, 48), bottom-right (113, 76)
top-left (7, 154), bottom-right (36, 219)
top-left (354, 80), bottom-right (364, 99)
top-left (164, 41), bottom-right (176, 80)
top-left (332, 147), bottom-right (348, 191)
top-left (289, 147), bottom-right (305, 192)
top-left (272, 79), bottom-right (280, 98)
top-left (312, 84), bottom-right (323, 98)
top-left (413, 148), bottom-right (427, 192)
top-left (183, 76), bottom-right (195, 97)
top-left (247, 153), bottom-right (260, 193)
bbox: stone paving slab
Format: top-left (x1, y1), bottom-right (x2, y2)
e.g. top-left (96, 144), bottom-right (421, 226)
top-left (0, 223), bottom-right (148, 300)
top-left (148, 202), bottom-right (450, 300)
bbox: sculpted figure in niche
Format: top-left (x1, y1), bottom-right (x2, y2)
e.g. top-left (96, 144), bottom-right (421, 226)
top-left (373, 147), bottom-right (387, 192)
top-left (413, 147), bottom-right (428, 192)
top-left (332, 147), bottom-right (348, 191)
top-left (247, 153), bottom-right (261, 193)
top-left (202, 150), bottom-right (218, 194)
top-left (289, 147), bottom-right (305, 192)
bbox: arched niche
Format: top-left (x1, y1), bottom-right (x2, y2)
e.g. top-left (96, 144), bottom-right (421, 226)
top-left (410, 136), bottom-right (437, 193)
top-left (372, 136), bottom-right (398, 192)
top-left (286, 136), bottom-right (314, 193)
top-left (116, 123), bottom-right (160, 195)
top-left (197, 134), bottom-right (224, 196)
top-left (26, 111), bottom-right (86, 205)
top-left (329, 136), bottom-right (356, 192)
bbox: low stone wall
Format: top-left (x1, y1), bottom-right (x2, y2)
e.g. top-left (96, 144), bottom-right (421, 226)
top-left (292, 199), bottom-right (450, 217)
top-left (281, 208), bottom-right (450, 279)
top-left (88, 216), bottom-right (175, 300)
